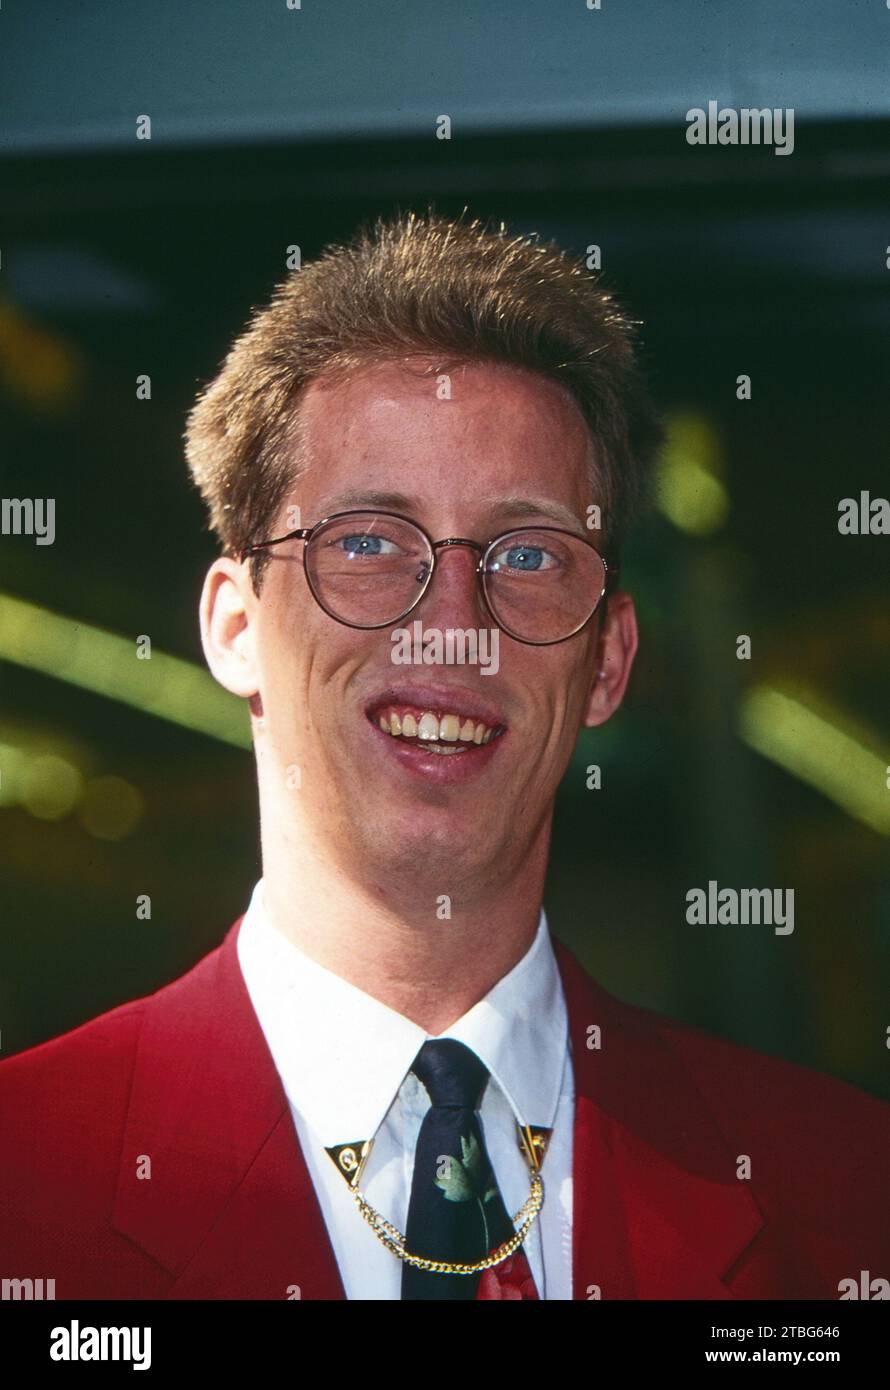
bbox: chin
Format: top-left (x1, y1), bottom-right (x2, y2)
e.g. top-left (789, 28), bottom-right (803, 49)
top-left (365, 806), bottom-right (494, 883)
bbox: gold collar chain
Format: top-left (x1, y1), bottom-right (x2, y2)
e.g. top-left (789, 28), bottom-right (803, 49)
top-left (326, 1123), bottom-right (551, 1276)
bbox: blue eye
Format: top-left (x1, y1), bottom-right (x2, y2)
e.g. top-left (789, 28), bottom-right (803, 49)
top-left (505, 545), bottom-right (544, 571)
top-left (342, 534), bottom-right (382, 555)
top-left (340, 534), bottom-right (403, 557)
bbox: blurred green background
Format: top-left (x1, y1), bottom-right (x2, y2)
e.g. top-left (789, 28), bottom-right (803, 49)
top-left (1, 4), bottom-right (888, 1102)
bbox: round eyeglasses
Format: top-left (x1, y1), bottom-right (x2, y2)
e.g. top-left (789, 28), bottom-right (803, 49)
top-left (241, 509), bottom-right (618, 647)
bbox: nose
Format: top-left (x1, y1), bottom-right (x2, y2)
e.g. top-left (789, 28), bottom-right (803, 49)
top-left (412, 541), bottom-right (489, 632)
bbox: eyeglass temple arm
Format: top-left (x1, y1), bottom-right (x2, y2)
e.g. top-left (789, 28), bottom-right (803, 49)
top-left (240, 529), bottom-right (311, 560)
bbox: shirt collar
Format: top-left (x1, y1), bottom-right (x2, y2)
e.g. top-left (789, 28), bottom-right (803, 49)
top-left (236, 879), bottom-right (568, 1147)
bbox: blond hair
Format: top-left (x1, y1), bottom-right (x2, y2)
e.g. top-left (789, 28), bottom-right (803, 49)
top-left (184, 210), bottom-right (663, 581)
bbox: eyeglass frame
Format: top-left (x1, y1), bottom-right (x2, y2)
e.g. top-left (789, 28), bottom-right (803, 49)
top-left (240, 508), bottom-right (620, 647)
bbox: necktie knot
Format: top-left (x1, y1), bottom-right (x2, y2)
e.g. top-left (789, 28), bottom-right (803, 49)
top-left (411, 1038), bottom-right (489, 1110)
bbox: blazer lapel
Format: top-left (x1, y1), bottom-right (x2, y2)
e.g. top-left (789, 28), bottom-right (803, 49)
top-left (553, 939), bottom-right (766, 1300)
top-left (112, 919), bottom-right (346, 1300)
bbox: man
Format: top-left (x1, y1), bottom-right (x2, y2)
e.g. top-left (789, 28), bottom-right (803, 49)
top-left (1, 211), bottom-right (888, 1301)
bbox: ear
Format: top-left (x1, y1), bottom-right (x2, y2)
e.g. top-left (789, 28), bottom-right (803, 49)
top-left (199, 556), bottom-right (260, 699)
top-left (582, 589), bottom-right (639, 728)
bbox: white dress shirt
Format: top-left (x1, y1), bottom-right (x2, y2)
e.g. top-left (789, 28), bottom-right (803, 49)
top-left (236, 879), bottom-right (575, 1299)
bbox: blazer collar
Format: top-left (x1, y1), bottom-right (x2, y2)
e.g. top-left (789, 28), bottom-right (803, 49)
top-left (552, 937), bottom-right (766, 1299)
top-left (112, 917), bottom-right (346, 1299)
top-left (113, 918), bottom-right (766, 1299)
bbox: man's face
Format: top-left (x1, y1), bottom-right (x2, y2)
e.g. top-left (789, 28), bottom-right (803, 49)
top-left (232, 359), bottom-right (635, 900)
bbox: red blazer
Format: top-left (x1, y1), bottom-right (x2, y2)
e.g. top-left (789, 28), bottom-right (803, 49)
top-left (1, 917), bottom-right (888, 1300)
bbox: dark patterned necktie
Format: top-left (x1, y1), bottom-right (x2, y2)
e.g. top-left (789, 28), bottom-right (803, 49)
top-left (401, 1038), bottom-right (539, 1300)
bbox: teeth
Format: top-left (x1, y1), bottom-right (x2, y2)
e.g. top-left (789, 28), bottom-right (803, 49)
top-left (417, 712), bottom-right (439, 741)
top-left (373, 706), bottom-right (501, 746)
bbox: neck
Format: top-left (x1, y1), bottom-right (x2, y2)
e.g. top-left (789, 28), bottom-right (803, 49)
top-left (258, 818), bottom-right (552, 1034)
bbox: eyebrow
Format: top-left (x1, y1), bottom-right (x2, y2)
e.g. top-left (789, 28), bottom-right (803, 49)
top-left (495, 495), bottom-right (586, 531)
top-left (314, 490), bottom-right (587, 533)
top-left (316, 489), bottom-right (417, 514)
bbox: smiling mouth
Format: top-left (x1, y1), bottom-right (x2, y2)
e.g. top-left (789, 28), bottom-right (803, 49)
top-left (367, 703), bottom-right (507, 755)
